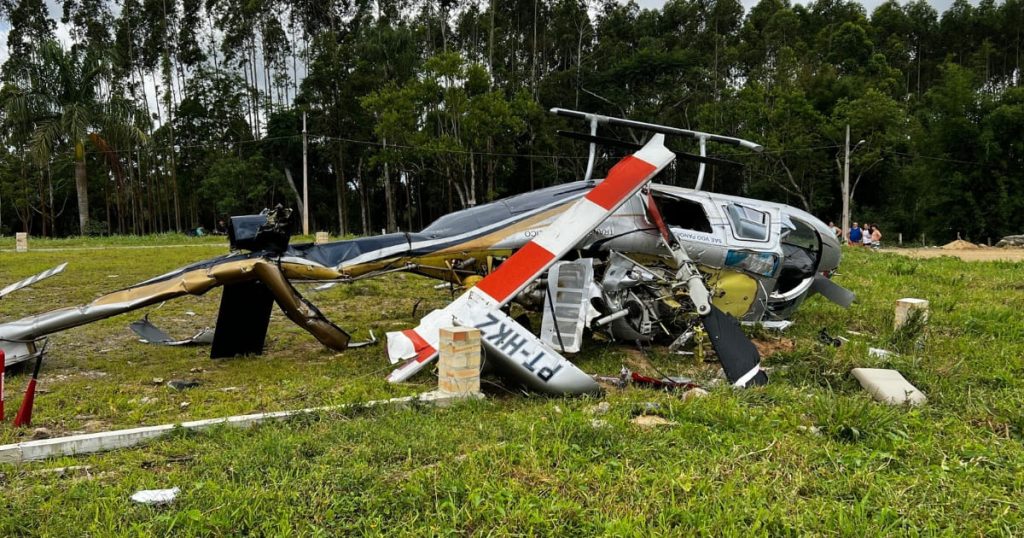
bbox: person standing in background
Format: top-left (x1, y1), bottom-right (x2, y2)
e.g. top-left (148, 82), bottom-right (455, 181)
top-left (862, 223), bottom-right (872, 247)
top-left (871, 225), bottom-right (882, 249)
top-left (829, 221), bottom-right (843, 241)
top-left (849, 222), bottom-right (862, 246)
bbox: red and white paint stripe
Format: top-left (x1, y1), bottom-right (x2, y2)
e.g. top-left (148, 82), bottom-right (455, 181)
top-left (386, 135), bottom-right (674, 383)
top-left (0, 263), bottom-right (67, 299)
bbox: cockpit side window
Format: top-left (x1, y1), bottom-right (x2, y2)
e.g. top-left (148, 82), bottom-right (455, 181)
top-left (725, 203), bottom-right (769, 241)
top-left (651, 195), bottom-right (712, 233)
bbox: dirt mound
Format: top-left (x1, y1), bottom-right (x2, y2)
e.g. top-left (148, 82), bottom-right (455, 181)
top-left (941, 239), bottom-right (980, 250)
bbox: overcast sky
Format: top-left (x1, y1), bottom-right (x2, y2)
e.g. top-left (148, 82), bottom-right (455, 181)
top-left (637, 0), bottom-right (966, 11)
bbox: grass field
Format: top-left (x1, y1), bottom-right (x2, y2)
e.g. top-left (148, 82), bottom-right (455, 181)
top-left (1, 236), bottom-right (1022, 535)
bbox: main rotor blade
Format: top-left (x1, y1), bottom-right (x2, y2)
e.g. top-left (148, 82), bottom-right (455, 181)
top-left (556, 130), bottom-right (744, 168)
top-left (556, 130), bottom-right (641, 150)
top-left (0, 262), bottom-right (68, 299)
top-left (671, 150), bottom-right (745, 169)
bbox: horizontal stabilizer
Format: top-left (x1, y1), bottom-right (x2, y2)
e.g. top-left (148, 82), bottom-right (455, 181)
top-left (129, 316), bottom-right (214, 346)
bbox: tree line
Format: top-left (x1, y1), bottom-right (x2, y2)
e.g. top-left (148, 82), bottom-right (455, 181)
top-left (1, 0), bottom-right (1022, 244)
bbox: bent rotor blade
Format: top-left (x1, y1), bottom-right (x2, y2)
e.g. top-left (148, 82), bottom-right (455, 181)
top-left (386, 134), bottom-right (676, 386)
top-left (0, 262), bottom-right (68, 299)
top-left (702, 305), bottom-right (768, 387)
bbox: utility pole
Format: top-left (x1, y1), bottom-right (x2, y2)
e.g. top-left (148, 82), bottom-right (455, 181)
top-left (842, 124), bottom-right (850, 245)
top-left (302, 111), bottom-right (309, 236)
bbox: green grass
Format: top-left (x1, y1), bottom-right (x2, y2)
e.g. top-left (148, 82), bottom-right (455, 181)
top-left (1, 242), bottom-right (1022, 535)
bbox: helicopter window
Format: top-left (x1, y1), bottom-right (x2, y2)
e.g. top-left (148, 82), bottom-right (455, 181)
top-left (651, 196), bottom-right (712, 233)
top-left (725, 203), bottom-right (769, 241)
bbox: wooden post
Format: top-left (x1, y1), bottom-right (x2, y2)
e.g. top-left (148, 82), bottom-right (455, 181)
top-left (15, 233), bottom-right (28, 252)
top-left (894, 298), bottom-right (929, 330)
top-left (438, 327), bottom-right (481, 397)
top-left (898, 232), bottom-right (903, 246)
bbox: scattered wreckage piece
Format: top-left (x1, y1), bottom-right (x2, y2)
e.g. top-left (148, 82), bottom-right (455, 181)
top-left (851, 368), bottom-right (926, 406)
top-left (131, 488), bottom-right (180, 505)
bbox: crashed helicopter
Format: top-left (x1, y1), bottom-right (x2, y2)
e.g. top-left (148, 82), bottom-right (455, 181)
top-left (0, 109), bottom-right (853, 395)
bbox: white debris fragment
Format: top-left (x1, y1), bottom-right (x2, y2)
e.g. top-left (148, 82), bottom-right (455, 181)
top-left (742, 320), bottom-right (794, 331)
top-left (630, 415), bottom-right (677, 428)
top-left (682, 388), bottom-right (709, 401)
top-left (868, 347), bottom-right (897, 358)
top-left (587, 402), bottom-right (611, 415)
top-left (131, 487), bottom-right (180, 505)
top-left (851, 368), bottom-right (927, 406)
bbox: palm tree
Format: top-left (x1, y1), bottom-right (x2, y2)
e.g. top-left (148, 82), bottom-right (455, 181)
top-left (23, 41), bottom-right (145, 235)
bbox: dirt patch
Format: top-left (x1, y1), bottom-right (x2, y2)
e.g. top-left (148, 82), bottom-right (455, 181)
top-left (753, 338), bottom-right (796, 357)
top-left (882, 248), bottom-right (1024, 262)
top-left (942, 239), bottom-right (980, 250)
top-left (621, 348), bottom-right (657, 372)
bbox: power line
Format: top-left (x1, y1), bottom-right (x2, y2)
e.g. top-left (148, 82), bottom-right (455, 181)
top-left (77, 131), bottom-right (859, 163)
top-left (316, 134), bottom-right (589, 160)
top-left (882, 148), bottom-right (980, 165)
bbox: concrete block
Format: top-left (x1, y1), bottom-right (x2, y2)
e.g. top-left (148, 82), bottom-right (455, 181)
top-left (15, 232), bottom-right (28, 252)
top-left (438, 327), bottom-right (481, 397)
top-left (315, 231), bottom-right (329, 244)
top-left (894, 298), bottom-right (929, 329)
top-left (851, 368), bottom-right (927, 406)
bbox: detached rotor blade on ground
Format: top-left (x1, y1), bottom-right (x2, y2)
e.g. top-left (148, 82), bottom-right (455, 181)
top-left (0, 263), bottom-right (68, 299)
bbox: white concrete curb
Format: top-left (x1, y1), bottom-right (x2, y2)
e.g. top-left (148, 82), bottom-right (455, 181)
top-left (0, 391), bottom-right (481, 464)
